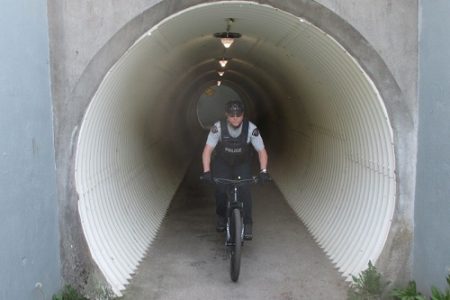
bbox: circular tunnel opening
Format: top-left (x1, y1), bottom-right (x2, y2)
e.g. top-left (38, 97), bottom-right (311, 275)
top-left (74, 2), bottom-right (396, 295)
top-left (196, 84), bottom-right (243, 128)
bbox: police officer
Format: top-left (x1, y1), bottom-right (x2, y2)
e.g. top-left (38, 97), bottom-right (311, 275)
top-left (201, 100), bottom-right (271, 240)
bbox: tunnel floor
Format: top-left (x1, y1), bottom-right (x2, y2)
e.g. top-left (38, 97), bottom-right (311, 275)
top-left (120, 162), bottom-right (348, 299)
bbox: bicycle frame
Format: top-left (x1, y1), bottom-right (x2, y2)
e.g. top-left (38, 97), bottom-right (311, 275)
top-left (213, 177), bottom-right (258, 245)
top-left (226, 185), bottom-right (243, 245)
top-left (212, 176), bottom-right (258, 282)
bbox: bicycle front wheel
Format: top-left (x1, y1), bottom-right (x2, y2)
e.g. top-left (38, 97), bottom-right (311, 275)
top-left (230, 208), bottom-right (242, 282)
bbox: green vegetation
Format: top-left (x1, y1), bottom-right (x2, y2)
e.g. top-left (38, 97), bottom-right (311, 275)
top-left (391, 275), bottom-right (450, 300)
top-left (347, 261), bottom-right (389, 300)
top-left (428, 275), bottom-right (450, 300)
top-left (52, 284), bottom-right (117, 300)
top-left (52, 285), bottom-right (88, 300)
top-left (391, 281), bottom-right (425, 300)
top-left (347, 262), bottom-right (450, 300)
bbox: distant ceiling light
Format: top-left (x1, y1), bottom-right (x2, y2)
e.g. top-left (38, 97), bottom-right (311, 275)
top-left (217, 80), bottom-right (222, 86)
top-left (219, 59), bottom-right (228, 68)
top-left (218, 71), bottom-right (224, 76)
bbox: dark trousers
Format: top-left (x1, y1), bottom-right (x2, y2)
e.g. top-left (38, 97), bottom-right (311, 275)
top-left (212, 157), bottom-right (253, 225)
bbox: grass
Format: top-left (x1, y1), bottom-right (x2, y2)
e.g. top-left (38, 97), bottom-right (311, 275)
top-left (347, 262), bottom-right (450, 300)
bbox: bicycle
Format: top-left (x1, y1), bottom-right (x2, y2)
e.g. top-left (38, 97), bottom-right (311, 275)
top-left (212, 176), bottom-right (259, 282)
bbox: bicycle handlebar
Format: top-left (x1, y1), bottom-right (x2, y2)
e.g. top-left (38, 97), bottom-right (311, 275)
top-left (213, 176), bottom-right (259, 186)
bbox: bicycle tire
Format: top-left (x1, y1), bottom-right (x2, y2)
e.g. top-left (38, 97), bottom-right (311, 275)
top-left (230, 208), bottom-right (242, 282)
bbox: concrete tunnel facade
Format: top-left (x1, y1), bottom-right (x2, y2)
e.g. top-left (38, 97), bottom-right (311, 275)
top-left (52, 1), bottom-right (417, 296)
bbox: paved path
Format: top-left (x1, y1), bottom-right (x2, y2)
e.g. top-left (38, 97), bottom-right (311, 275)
top-left (121, 165), bottom-right (348, 299)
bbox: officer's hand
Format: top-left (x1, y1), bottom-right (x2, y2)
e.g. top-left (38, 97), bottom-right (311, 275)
top-left (258, 170), bottom-right (272, 183)
top-left (200, 171), bottom-right (213, 183)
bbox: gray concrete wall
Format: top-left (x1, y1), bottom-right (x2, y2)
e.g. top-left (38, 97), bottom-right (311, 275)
top-left (317, 0), bottom-right (418, 118)
top-left (0, 1), bottom-right (60, 299)
top-left (414, 0), bottom-right (450, 293)
top-left (47, 0), bottom-right (418, 291)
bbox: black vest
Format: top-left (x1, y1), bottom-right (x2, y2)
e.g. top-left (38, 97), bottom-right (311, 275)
top-left (216, 120), bottom-right (251, 165)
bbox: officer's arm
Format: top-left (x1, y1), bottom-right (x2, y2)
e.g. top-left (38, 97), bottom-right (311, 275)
top-left (202, 144), bottom-right (214, 172)
top-left (250, 125), bottom-right (268, 171)
top-left (257, 148), bottom-right (268, 171)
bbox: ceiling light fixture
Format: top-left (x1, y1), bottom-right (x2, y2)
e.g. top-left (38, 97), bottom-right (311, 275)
top-left (218, 71), bottom-right (224, 76)
top-left (221, 36), bottom-right (234, 48)
top-left (214, 18), bottom-right (241, 49)
top-left (218, 58), bottom-right (229, 68)
top-left (217, 80), bottom-right (222, 86)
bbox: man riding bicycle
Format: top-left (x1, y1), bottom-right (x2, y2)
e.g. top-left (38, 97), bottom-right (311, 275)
top-left (201, 100), bottom-right (271, 240)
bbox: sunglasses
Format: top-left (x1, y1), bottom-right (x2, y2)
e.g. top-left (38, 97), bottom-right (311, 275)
top-left (227, 112), bottom-right (243, 117)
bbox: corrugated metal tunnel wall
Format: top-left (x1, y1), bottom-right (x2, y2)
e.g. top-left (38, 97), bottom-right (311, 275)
top-left (73, 2), bottom-right (396, 295)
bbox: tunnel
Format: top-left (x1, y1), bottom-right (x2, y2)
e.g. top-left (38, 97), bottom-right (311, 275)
top-left (73, 2), bottom-right (396, 295)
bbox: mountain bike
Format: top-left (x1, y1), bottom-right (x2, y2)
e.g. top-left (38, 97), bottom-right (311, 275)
top-left (213, 176), bottom-right (258, 282)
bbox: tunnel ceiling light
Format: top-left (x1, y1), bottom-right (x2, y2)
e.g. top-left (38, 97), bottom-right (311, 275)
top-left (221, 37), bottom-right (234, 48)
top-left (217, 80), bottom-right (222, 86)
top-left (214, 32), bottom-right (241, 48)
top-left (214, 18), bottom-right (241, 49)
top-left (218, 58), bottom-right (229, 68)
top-left (218, 71), bottom-right (224, 76)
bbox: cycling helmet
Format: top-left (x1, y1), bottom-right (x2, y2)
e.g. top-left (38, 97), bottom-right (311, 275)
top-left (225, 100), bottom-right (244, 116)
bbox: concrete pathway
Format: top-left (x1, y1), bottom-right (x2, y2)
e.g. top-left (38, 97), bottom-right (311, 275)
top-left (121, 166), bottom-right (348, 300)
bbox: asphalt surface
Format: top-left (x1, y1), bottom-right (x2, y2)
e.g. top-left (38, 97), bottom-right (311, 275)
top-left (121, 164), bottom-right (348, 299)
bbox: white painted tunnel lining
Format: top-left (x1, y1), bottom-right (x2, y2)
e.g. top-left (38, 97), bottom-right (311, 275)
top-left (75, 2), bottom-right (396, 295)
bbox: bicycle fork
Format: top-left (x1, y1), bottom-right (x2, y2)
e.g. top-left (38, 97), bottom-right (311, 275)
top-left (226, 186), bottom-right (244, 246)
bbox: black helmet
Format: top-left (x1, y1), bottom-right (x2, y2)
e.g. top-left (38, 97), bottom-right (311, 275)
top-left (225, 100), bottom-right (244, 116)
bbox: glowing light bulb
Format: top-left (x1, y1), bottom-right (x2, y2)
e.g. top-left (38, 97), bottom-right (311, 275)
top-left (218, 71), bottom-right (224, 76)
top-left (219, 59), bottom-right (228, 68)
top-left (217, 80), bottom-right (222, 86)
top-left (221, 37), bottom-right (234, 48)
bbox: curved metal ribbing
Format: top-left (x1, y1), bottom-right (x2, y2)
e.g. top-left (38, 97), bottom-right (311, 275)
top-left (272, 20), bottom-right (396, 278)
top-left (75, 35), bottom-right (190, 295)
top-left (272, 17), bottom-right (396, 279)
top-left (74, 1), bottom-right (396, 295)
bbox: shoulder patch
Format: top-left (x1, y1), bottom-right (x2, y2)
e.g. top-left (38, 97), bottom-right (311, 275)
top-left (252, 128), bottom-right (260, 137)
top-left (211, 125), bottom-right (218, 134)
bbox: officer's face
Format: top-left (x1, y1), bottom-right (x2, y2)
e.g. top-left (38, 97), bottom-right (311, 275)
top-left (226, 113), bottom-right (244, 128)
